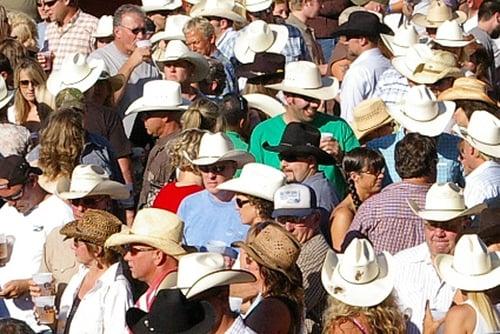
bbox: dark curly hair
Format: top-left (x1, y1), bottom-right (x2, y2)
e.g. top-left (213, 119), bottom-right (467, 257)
top-left (246, 194), bottom-right (274, 220)
top-left (395, 133), bottom-right (437, 179)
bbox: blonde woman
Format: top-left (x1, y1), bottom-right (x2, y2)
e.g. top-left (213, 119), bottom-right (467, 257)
top-left (152, 128), bottom-right (205, 213)
top-left (8, 58), bottom-right (48, 132)
top-left (8, 12), bottom-right (37, 50)
top-left (181, 97), bottom-right (226, 132)
top-left (425, 234), bottom-right (500, 334)
top-left (321, 238), bottom-right (406, 334)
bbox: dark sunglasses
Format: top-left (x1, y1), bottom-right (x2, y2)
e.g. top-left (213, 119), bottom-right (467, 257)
top-left (236, 198), bottom-right (250, 208)
top-left (39, 0), bottom-right (58, 7)
top-left (199, 164), bottom-right (228, 174)
top-left (122, 244), bottom-right (156, 255)
top-left (279, 153), bottom-right (307, 162)
top-left (19, 80), bottom-right (38, 88)
top-left (276, 215), bottom-right (308, 224)
top-left (70, 196), bottom-right (107, 208)
top-left (120, 25), bottom-right (147, 36)
top-left (1, 184), bottom-right (26, 202)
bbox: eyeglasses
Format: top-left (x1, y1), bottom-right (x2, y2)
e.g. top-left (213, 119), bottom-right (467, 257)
top-left (70, 195), bottom-right (107, 208)
top-left (276, 215), bottom-right (308, 225)
top-left (122, 244), bottom-right (156, 256)
top-left (19, 80), bottom-right (38, 88)
top-left (40, 0), bottom-right (58, 8)
top-left (120, 25), bottom-right (147, 36)
top-left (199, 164), bottom-right (228, 174)
top-left (1, 184), bottom-right (26, 202)
top-left (279, 153), bottom-right (308, 163)
top-left (236, 198), bottom-right (250, 208)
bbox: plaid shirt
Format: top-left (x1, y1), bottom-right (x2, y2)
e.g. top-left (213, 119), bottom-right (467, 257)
top-left (373, 66), bottom-right (409, 107)
top-left (348, 181), bottom-right (431, 254)
top-left (46, 10), bottom-right (98, 71)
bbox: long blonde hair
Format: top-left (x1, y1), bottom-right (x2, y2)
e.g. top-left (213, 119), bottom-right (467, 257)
top-left (468, 291), bottom-right (500, 332)
top-left (8, 12), bottom-right (37, 50)
top-left (13, 58), bottom-right (47, 124)
top-left (38, 108), bottom-right (85, 181)
top-left (167, 128), bottom-right (205, 173)
top-left (181, 97), bottom-right (226, 132)
top-left (322, 294), bottom-right (406, 334)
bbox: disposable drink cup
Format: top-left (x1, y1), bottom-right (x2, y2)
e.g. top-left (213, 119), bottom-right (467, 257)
top-left (34, 296), bottom-right (56, 325)
top-left (37, 51), bottom-right (52, 72)
top-left (33, 273), bottom-right (55, 296)
top-left (136, 39), bottom-right (152, 48)
top-left (205, 240), bottom-right (227, 254)
top-left (0, 234), bottom-right (7, 262)
top-left (320, 132), bottom-right (333, 141)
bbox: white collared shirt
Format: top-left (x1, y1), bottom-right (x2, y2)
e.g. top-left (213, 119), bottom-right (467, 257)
top-left (57, 262), bottom-right (133, 334)
top-left (393, 243), bottom-right (456, 334)
top-left (464, 160), bottom-right (500, 208)
top-left (225, 316), bottom-right (257, 334)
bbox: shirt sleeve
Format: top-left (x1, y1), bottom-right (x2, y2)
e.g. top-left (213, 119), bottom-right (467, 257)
top-left (339, 67), bottom-right (369, 124)
top-left (103, 279), bottom-right (133, 334)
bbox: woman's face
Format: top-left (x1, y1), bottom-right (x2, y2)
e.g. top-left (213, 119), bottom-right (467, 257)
top-left (71, 239), bottom-right (95, 266)
top-left (352, 167), bottom-right (385, 195)
top-left (19, 69), bottom-right (38, 103)
top-left (236, 194), bottom-right (259, 225)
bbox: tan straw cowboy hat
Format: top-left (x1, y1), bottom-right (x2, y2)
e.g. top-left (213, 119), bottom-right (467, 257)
top-left (352, 98), bottom-right (393, 140)
top-left (438, 77), bottom-right (497, 106)
top-left (411, 0), bottom-right (466, 28)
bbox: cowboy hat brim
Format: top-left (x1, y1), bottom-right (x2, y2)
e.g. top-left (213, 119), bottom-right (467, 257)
top-left (321, 249), bottom-right (394, 307)
top-left (101, 73), bottom-right (126, 93)
top-left (105, 229), bottom-right (188, 260)
top-left (438, 87), bottom-right (497, 106)
top-left (453, 124), bottom-right (500, 158)
top-left (411, 11), bottom-right (467, 28)
top-left (217, 177), bottom-right (275, 201)
top-left (0, 90), bottom-right (14, 110)
top-left (182, 269), bottom-right (256, 299)
top-left (354, 115), bottom-right (393, 140)
top-left (188, 150), bottom-right (255, 168)
top-left (234, 24), bottom-right (289, 64)
top-left (55, 176), bottom-right (130, 200)
top-left (124, 98), bottom-right (190, 115)
top-left (391, 56), bottom-right (463, 85)
top-left (151, 31), bottom-right (186, 44)
top-left (263, 142), bottom-right (335, 165)
top-left (266, 76), bottom-right (339, 101)
top-left (432, 38), bottom-right (473, 48)
top-left (154, 52), bottom-right (209, 82)
top-left (190, 6), bottom-right (246, 23)
top-left (435, 252), bottom-right (500, 291)
top-left (142, 0), bottom-right (182, 12)
top-left (380, 33), bottom-right (412, 57)
top-left (407, 199), bottom-right (487, 222)
top-left (47, 58), bottom-right (105, 96)
top-left (387, 100), bottom-right (455, 137)
top-left (243, 94), bottom-right (286, 118)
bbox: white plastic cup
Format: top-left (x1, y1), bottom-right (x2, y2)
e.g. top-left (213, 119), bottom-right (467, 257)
top-left (34, 296), bottom-right (56, 324)
top-left (136, 39), bottom-right (152, 48)
top-left (320, 132), bottom-right (333, 141)
top-left (33, 273), bottom-right (55, 296)
top-left (0, 234), bottom-right (7, 262)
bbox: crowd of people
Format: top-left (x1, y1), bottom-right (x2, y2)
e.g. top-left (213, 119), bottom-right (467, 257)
top-left (0, 0), bottom-right (499, 332)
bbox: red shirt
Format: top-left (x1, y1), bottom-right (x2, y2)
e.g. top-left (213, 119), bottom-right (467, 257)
top-left (152, 182), bottom-right (203, 213)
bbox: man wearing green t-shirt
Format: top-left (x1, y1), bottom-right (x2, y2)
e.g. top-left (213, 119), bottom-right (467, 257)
top-left (249, 61), bottom-right (359, 197)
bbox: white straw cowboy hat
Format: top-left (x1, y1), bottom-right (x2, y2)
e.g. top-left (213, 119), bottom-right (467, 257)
top-left (245, 0), bottom-right (273, 12)
top-left (154, 40), bottom-right (209, 82)
top-left (411, 0), bottom-right (466, 28)
top-left (56, 164), bottom-right (130, 200)
top-left (321, 238), bottom-right (394, 307)
top-left (243, 93), bottom-right (286, 118)
top-left (432, 19), bottom-right (473, 48)
top-left (105, 208), bottom-right (188, 259)
top-left (408, 182), bottom-right (486, 222)
top-left (177, 252), bottom-right (256, 299)
top-left (142, 0), bottom-right (182, 12)
top-left (388, 85), bottom-right (455, 137)
top-left (187, 132), bottom-right (255, 167)
top-left (438, 77), bottom-right (497, 106)
top-left (190, 0), bottom-right (247, 23)
top-left (0, 75), bottom-right (13, 110)
top-left (47, 53), bottom-right (105, 96)
top-left (92, 15), bottom-right (113, 38)
top-left (125, 80), bottom-right (190, 115)
top-left (266, 61), bottom-right (339, 100)
top-left (392, 44), bottom-right (462, 84)
top-left (150, 15), bottom-right (191, 43)
top-left (234, 20), bottom-right (288, 64)
top-left (453, 110), bottom-right (500, 158)
top-left (380, 23), bottom-right (419, 57)
top-left (352, 98), bottom-right (393, 140)
top-left (217, 162), bottom-right (286, 201)
top-left (435, 234), bottom-right (500, 291)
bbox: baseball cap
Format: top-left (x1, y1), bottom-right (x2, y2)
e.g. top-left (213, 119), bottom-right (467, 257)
top-left (55, 88), bottom-right (86, 111)
top-left (272, 183), bottom-right (317, 218)
top-left (0, 155), bottom-right (42, 189)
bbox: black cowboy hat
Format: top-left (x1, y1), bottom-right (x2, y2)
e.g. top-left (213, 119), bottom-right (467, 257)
top-left (235, 52), bottom-right (285, 84)
top-left (263, 122), bottom-right (335, 165)
top-left (126, 288), bottom-right (216, 334)
top-left (333, 11), bottom-right (393, 38)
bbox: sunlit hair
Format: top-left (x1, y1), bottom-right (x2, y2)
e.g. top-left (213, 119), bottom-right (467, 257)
top-left (38, 108), bottom-right (85, 181)
top-left (84, 241), bottom-right (120, 267)
top-left (467, 291), bottom-right (500, 332)
top-left (322, 294), bottom-right (406, 334)
top-left (181, 97), bottom-right (226, 132)
top-left (241, 82), bottom-right (278, 97)
top-left (167, 128), bottom-right (205, 174)
top-left (0, 5), bottom-right (9, 42)
top-left (8, 12), bottom-right (37, 50)
top-left (0, 38), bottom-right (27, 70)
top-left (13, 58), bottom-right (47, 124)
top-left (183, 17), bottom-right (215, 40)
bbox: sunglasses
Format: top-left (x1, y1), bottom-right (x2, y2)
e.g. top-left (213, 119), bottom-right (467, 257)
top-left (360, 167), bottom-right (385, 177)
top-left (39, 0), bottom-right (58, 7)
top-left (19, 80), bottom-right (38, 88)
top-left (120, 25), bottom-right (147, 36)
top-left (122, 244), bottom-right (156, 256)
top-left (279, 153), bottom-right (308, 163)
top-left (1, 184), bottom-right (26, 202)
top-left (70, 196), bottom-right (107, 208)
top-left (199, 164), bottom-right (228, 174)
top-left (236, 198), bottom-right (250, 208)
top-left (276, 215), bottom-right (308, 225)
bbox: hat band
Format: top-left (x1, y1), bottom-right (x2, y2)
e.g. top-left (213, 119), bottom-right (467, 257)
top-left (62, 67), bottom-right (94, 87)
top-left (338, 265), bottom-right (380, 285)
top-left (401, 105), bottom-right (439, 122)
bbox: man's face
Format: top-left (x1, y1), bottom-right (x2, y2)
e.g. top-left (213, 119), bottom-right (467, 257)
top-left (343, 36), bottom-right (363, 58)
top-left (0, 178), bottom-right (38, 215)
top-left (207, 18), bottom-right (223, 38)
top-left (141, 111), bottom-right (167, 137)
top-left (45, 0), bottom-right (67, 24)
top-left (458, 140), bottom-right (475, 175)
top-left (285, 93), bottom-right (320, 123)
top-left (199, 161), bottom-right (237, 195)
top-left (424, 218), bottom-right (465, 258)
top-left (185, 29), bottom-right (214, 57)
top-left (280, 153), bottom-right (315, 183)
top-left (304, 0), bottom-right (322, 18)
top-left (123, 243), bottom-right (158, 283)
top-left (114, 13), bottom-right (147, 54)
top-left (70, 195), bottom-right (111, 220)
top-left (276, 212), bottom-right (318, 243)
top-left (162, 60), bottom-right (193, 84)
top-left (491, 12), bottom-right (500, 39)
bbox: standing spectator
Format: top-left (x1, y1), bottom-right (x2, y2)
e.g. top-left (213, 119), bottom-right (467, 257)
top-left (0, 38), bottom-right (27, 71)
top-left (42, 0), bottom-right (98, 72)
top-left (181, 97), bottom-right (226, 131)
top-left (37, 0), bottom-right (50, 51)
top-left (348, 133), bottom-right (437, 254)
top-left (220, 93), bottom-right (250, 151)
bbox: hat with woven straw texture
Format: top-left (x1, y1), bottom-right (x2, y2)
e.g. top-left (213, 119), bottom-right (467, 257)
top-left (352, 98), bottom-right (393, 140)
top-left (60, 209), bottom-right (122, 246)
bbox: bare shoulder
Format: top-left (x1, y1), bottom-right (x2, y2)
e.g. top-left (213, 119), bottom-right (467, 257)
top-left (246, 297), bottom-right (292, 334)
top-left (443, 304), bottom-right (475, 334)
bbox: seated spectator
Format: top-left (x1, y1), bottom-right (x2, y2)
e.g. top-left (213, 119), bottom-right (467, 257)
top-left (0, 123), bottom-right (30, 158)
top-left (0, 53), bottom-right (14, 90)
top-left (220, 93), bottom-right (251, 151)
top-left (330, 147), bottom-right (385, 251)
top-left (8, 12), bottom-right (37, 52)
top-left (92, 15), bottom-right (114, 49)
top-left (181, 97), bottom-right (226, 132)
top-left (321, 238), bottom-right (406, 333)
top-left (152, 128), bottom-right (206, 213)
top-left (351, 98), bottom-right (394, 145)
top-left (198, 57), bottom-right (227, 97)
top-left (233, 222), bottom-right (304, 333)
top-left (0, 38), bottom-right (27, 70)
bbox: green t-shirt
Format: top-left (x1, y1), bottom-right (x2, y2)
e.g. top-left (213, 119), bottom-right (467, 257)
top-left (249, 113), bottom-right (359, 197)
top-left (226, 130), bottom-right (250, 177)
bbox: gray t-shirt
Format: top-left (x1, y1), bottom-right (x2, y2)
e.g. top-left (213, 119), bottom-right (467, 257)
top-left (88, 42), bottom-right (161, 136)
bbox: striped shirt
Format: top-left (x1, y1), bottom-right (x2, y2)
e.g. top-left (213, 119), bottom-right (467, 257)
top-left (348, 181), bottom-right (430, 254)
top-left (46, 10), bottom-right (98, 71)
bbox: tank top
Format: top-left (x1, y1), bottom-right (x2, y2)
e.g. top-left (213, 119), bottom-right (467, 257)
top-left (462, 299), bottom-right (495, 334)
